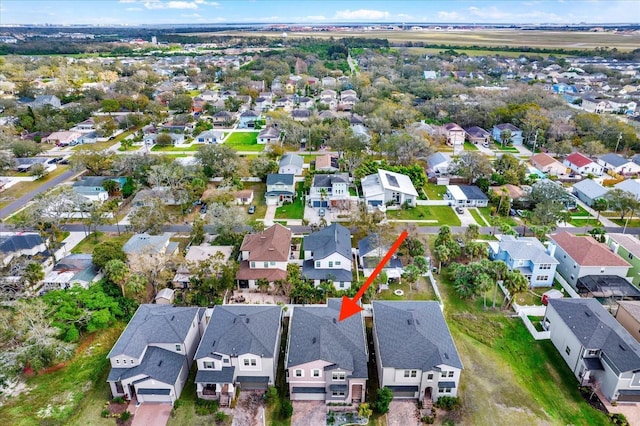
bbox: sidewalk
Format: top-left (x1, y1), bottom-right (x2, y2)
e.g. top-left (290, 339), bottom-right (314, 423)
top-left (574, 198), bottom-right (619, 228)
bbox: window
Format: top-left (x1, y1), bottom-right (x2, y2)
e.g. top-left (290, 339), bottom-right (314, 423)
top-left (339, 282), bottom-right (345, 288)
top-left (243, 358), bottom-right (257, 367)
top-left (250, 261), bottom-right (255, 268)
top-left (332, 391), bottom-right (345, 397)
top-left (540, 264), bottom-right (551, 270)
top-left (586, 349), bottom-right (599, 357)
top-left (312, 369), bottom-right (321, 378)
top-left (332, 372), bottom-right (346, 381)
top-left (204, 361), bottom-right (214, 369)
top-left (116, 359), bottom-right (120, 365)
top-left (565, 346), bottom-right (571, 356)
top-left (294, 369), bottom-right (303, 377)
top-left (224, 359), bottom-right (229, 364)
top-left (427, 373), bottom-right (433, 380)
top-left (329, 261), bottom-right (333, 267)
top-left (176, 344), bottom-right (181, 352)
top-left (438, 387), bottom-right (451, 393)
top-left (264, 262), bottom-right (269, 268)
top-left (315, 261), bottom-right (321, 268)
top-left (536, 276), bottom-right (549, 281)
top-left (403, 370), bottom-right (417, 378)
top-left (335, 261), bottom-right (341, 266)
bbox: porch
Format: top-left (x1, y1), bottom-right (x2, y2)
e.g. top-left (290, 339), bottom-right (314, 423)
top-left (198, 383), bottom-right (234, 406)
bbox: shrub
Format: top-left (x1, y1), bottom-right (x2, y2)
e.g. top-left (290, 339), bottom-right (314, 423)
top-left (358, 402), bottom-right (372, 418)
top-left (435, 396), bottom-right (460, 411)
top-left (280, 400), bottom-right (293, 419)
top-left (264, 386), bottom-right (278, 405)
top-left (101, 409), bottom-right (110, 418)
top-left (421, 415), bottom-right (435, 424)
top-left (610, 413), bottom-right (629, 426)
top-left (195, 398), bottom-right (219, 416)
top-left (215, 411), bottom-right (227, 423)
top-left (112, 396), bottom-right (125, 404)
top-left (120, 411), bottom-right (131, 421)
top-left (173, 399), bottom-right (183, 409)
top-left (374, 387), bottom-right (393, 414)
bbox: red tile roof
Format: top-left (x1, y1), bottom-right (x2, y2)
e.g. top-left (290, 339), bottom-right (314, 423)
top-left (240, 223), bottom-right (291, 262)
top-left (565, 152), bottom-right (593, 168)
top-left (550, 231), bottom-right (630, 267)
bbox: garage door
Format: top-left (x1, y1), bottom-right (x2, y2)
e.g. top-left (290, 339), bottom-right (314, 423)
top-left (237, 376), bottom-right (269, 391)
top-left (291, 387), bottom-right (326, 401)
top-left (388, 386), bottom-right (418, 399)
top-left (312, 201), bottom-right (328, 207)
top-left (137, 388), bottom-right (173, 403)
top-left (617, 391), bottom-right (640, 402)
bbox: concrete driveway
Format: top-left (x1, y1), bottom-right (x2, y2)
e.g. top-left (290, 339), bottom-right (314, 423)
top-left (131, 403), bottom-right (172, 426)
top-left (292, 401), bottom-right (326, 426)
top-left (303, 205), bottom-right (332, 226)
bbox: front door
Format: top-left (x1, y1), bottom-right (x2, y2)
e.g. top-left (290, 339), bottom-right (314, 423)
top-left (351, 384), bottom-right (363, 403)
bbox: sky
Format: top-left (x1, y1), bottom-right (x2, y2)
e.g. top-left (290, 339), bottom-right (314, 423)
top-left (1, 0), bottom-right (639, 26)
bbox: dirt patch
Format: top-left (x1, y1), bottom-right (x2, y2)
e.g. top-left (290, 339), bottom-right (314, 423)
top-left (292, 401), bottom-right (326, 426)
top-left (387, 400), bottom-right (421, 426)
top-left (222, 391), bottom-right (263, 426)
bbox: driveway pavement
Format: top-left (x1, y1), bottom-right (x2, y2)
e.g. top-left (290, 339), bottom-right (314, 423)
top-left (292, 401), bottom-right (326, 426)
top-left (386, 400), bottom-right (421, 426)
top-left (458, 207), bottom-right (480, 226)
top-left (303, 205), bottom-right (331, 226)
top-left (264, 205), bottom-right (277, 226)
top-left (130, 402), bottom-right (172, 426)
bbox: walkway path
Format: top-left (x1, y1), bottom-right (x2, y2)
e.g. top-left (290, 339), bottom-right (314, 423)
top-left (263, 205), bottom-right (276, 226)
top-left (573, 198), bottom-right (619, 228)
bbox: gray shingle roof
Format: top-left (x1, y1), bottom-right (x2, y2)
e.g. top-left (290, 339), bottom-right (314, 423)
top-left (266, 174), bottom-right (294, 186)
top-left (458, 185), bottom-right (488, 201)
top-left (303, 223), bottom-right (351, 260)
top-left (279, 153), bottom-right (304, 169)
top-left (573, 179), bottom-right (608, 199)
top-left (287, 299), bottom-right (368, 378)
top-left (548, 298), bottom-right (640, 374)
top-left (600, 153), bottom-right (629, 168)
top-left (372, 301), bottom-right (463, 370)
top-left (0, 233), bottom-right (44, 253)
top-left (497, 235), bottom-right (558, 264)
top-left (195, 366), bottom-right (235, 384)
top-left (107, 304), bottom-right (200, 359)
top-left (107, 346), bottom-right (186, 386)
top-left (122, 233), bottom-right (171, 256)
top-left (195, 305), bottom-right (282, 360)
top-left (312, 174), bottom-right (349, 188)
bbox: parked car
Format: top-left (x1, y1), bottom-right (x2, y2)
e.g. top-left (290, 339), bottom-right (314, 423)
top-left (516, 209), bottom-right (525, 217)
top-left (456, 206), bottom-right (464, 214)
top-left (510, 209), bottom-right (517, 217)
top-left (200, 204), bottom-right (207, 214)
top-left (319, 207), bottom-right (326, 217)
top-left (248, 205), bottom-right (255, 214)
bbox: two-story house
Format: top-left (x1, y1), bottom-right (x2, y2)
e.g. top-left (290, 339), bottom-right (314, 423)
top-left (464, 126), bottom-right (491, 146)
top-left (236, 223), bottom-right (291, 289)
top-left (106, 304), bottom-right (204, 404)
top-left (607, 233), bottom-right (640, 286)
top-left (71, 176), bottom-right (126, 203)
top-left (563, 152), bottom-right (604, 176)
top-left (372, 301), bottom-right (463, 403)
top-left (361, 169), bottom-right (418, 208)
top-left (302, 223), bottom-right (353, 290)
top-left (238, 110), bottom-right (260, 128)
top-left (548, 231), bottom-right (631, 287)
top-left (265, 174), bottom-right (295, 206)
top-left (308, 173), bottom-right (350, 208)
top-left (0, 233), bottom-right (47, 266)
top-left (194, 305), bottom-right (282, 405)
top-left (492, 123), bottom-right (523, 145)
top-left (286, 299), bottom-right (368, 403)
top-left (489, 235), bottom-right (559, 287)
top-left (544, 298), bottom-right (640, 402)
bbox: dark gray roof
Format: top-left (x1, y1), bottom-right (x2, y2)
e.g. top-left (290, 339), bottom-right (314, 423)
top-left (495, 123), bottom-right (521, 132)
top-left (195, 367), bottom-right (235, 384)
top-left (312, 174), bottom-right (349, 188)
top-left (387, 385), bottom-right (419, 392)
top-left (358, 234), bottom-right (385, 258)
top-left (195, 305), bottom-right (282, 359)
top-left (107, 304), bottom-right (200, 359)
top-left (372, 301), bottom-right (463, 370)
top-left (292, 109), bottom-right (311, 118)
top-left (287, 299), bottom-right (368, 378)
top-left (302, 260), bottom-right (353, 282)
top-left (464, 126), bottom-right (490, 138)
top-left (0, 233), bottom-right (44, 254)
top-left (236, 376), bottom-right (269, 383)
top-left (426, 152), bottom-right (450, 168)
top-left (303, 223), bottom-right (351, 260)
top-left (599, 153), bottom-right (629, 168)
top-left (266, 174), bottom-right (294, 186)
top-left (458, 185), bottom-right (488, 201)
top-left (548, 298), bottom-right (640, 374)
top-left (107, 346), bottom-right (186, 386)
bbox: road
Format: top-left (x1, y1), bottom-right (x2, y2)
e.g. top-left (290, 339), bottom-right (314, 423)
top-left (0, 169), bottom-right (80, 220)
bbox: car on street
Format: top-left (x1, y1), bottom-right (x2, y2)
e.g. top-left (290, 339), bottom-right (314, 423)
top-left (319, 207), bottom-right (326, 217)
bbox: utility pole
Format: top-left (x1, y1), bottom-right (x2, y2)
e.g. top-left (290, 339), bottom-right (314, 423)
top-left (615, 132), bottom-right (622, 153)
top-left (532, 129), bottom-right (539, 153)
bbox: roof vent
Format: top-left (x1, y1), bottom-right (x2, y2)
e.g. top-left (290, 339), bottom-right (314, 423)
top-left (312, 337), bottom-right (316, 344)
top-left (620, 344), bottom-right (627, 351)
top-left (212, 340), bottom-right (216, 347)
top-left (158, 360), bottom-right (163, 367)
top-left (332, 318), bottom-right (337, 324)
top-left (171, 315), bottom-right (175, 321)
top-left (444, 353), bottom-right (449, 359)
top-left (585, 311), bottom-right (591, 317)
top-left (246, 318), bottom-right (250, 324)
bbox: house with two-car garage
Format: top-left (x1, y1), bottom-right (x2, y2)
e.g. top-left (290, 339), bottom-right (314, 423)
top-left (106, 304), bottom-right (205, 404)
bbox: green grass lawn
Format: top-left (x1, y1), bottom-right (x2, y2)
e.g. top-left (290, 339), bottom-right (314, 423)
top-left (386, 205), bottom-right (461, 226)
top-left (377, 279), bottom-right (435, 301)
top-left (495, 145), bottom-right (520, 153)
top-left (225, 131), bottom-right (264, 152)
top-left (469, 208), bottom-right (489, 226)
top-left (71, 232), bottom-right (133, 254)
top-left (0, 165), bottom-right (71, 212)
top-left (477, 207), bottom-right (517, 227)
top-left (151, 143), bottom-right (202, 152)
top-left (569, 205), bottom-right (591, 217)
top-left (423, 183), bottom-right (447, 200)
top-left (611, 218), bottom-right (640, 228)
top-left (464, 141), bottom-right (479, 151)
top-left (246, 184), bottom-right (267, 218)
top-left (0, 325), bottom-right (124, 426)
top-left (568, 217), bottom-right (602, 228)
top-left (275, 198), bottom-right (304, 220)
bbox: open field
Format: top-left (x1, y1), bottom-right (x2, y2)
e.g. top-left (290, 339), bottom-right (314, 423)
top-left (225, 131), bottom-right (264, 152)
top-left (204, 29), bottom-right (640, 51)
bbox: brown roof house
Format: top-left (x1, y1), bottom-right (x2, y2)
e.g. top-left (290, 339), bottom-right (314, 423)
top-left (236, 224), bottom-right (291, 290)
top-left (548, 231), bottom-right (631, 287)
top-left (530, 153), bottom-right (568, 177)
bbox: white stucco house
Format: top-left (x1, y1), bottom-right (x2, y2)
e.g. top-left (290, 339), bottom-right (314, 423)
top-left (361, 169), bottom-right (418, 207)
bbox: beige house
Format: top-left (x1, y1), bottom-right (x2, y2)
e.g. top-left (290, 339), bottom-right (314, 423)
top-left (616, 301), bottom-right (640, 343)
top-left (530, 153), bottom-right (568, 176)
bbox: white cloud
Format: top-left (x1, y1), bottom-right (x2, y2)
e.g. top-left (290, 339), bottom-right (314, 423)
top-left (437, 11), bottom-right (466, 21)
top-left (143, 1), bottom-right (198, 9)
top-left (334, 9), bottom-right (390, 20)
top-left (119, 0), bottom-right (137, 3)
top-left (303, 15), bottom-right (327, 21)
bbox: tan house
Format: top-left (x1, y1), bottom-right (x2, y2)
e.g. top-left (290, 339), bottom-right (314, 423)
top-left (236, 224), bottom-right (291, 289)
top-left (530, 153), bottom-right (568, 176)
top-left (616, 301), bottom-right (640, 343)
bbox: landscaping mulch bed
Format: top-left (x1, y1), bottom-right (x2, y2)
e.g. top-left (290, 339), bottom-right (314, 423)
top-left (578, 387), bottom-right (608, 413)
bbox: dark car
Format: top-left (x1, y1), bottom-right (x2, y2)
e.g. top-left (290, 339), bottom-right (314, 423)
top-left (510, 209), bottom-right (517, 217)
top-left (248, 205), bottom-right (256, 214)
top-left (200, 205), bottom-right (208, 214)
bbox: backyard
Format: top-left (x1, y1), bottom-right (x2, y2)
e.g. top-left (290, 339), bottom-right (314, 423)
top-left (386, 205), bottom-right (461, 226)
top-left (70, 232), bottom-right (132, 254)
top-left (423, 183), bottom-right (448, 200)
top-left (224, 131), bottom-right (264, 152)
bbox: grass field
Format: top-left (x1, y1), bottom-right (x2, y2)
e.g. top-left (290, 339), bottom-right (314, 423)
top-left (151, 143), bottom-right (201, 152)
top-left (423, 183), bottom-right (447, 200)
top-left (386, 205), bottom-right (461, 226)
top-left (275, 198), bottom-right (304, 220)
top-left (225, 131), bottom-right (264, 152)
top-left (71, 231), bottom-right (133, 254)
top-left (464, 141), bottom-right (479, 151)
top-left (469, 207), bottom-right (489, 226)
top-left (0, 165), bottom-right (71, 211)
top-left (208, 29), bottom-right (640, 51)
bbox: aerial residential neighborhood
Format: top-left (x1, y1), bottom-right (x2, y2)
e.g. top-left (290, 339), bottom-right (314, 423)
top-left (1, 2), bottom-right (640, 426)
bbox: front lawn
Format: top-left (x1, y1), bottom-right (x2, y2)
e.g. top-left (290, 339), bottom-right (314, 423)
top-left (469, 208), bottom-right (489, 226)
top-left (0, 165), bottom-right (71, 212)
top-left (225, 131), bottom-right (264, 152)
top-left (495, 145), bottom-right (520, 153)
top-left (386, 205), bottom-right (461, 226)
top-left (611, 218), bottom-right (640, 228)
top-left (151, 143), bottom-right (201, 152)
top-left (423, 183), bottom-right (447, 200)
top-left (568, 217), bottom-right (602, 228)
top-left (478, 207), bottom-right (517, 226)
top-left (71, 232), bottom-right (133, 254)
top-left (464, 141), bottom-right (479, 151)
top-left (275, 198), bottom-right (304, 220)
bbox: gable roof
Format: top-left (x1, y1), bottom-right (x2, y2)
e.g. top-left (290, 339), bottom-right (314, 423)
top-left (266, 174), bottom-right (294, 186)
top-left (240, 223), bottom-right (291, 262)
top-left (258, 126), bottom-right (280, 139)
top-left (464, 126), bottom-right (490, 138)
top-left (427, 152), bottom-right (451, 168)
top-left (304, 223), bottom-right (351, 260)
top-left (565, 152), bottom-right (593, 168)
top-left (315, 154), bottom-right (338, 170)
top-left (0, 233), bottom-right (45, 254)
top-left (531, 153), bottom-right (562, 168)
top-left (617, 301), bottom-right (640, 322)
top-left (279, 153), bottom-right (304, 169)
top-left (608, 233), bottom-right (640, 259)
top-left (573, 179), bottom-right (609, 199)
top-left (312, 173), bottom-right (349, 188)
top-left (494, 123), bottom-right (521, 132)
top-left (107, 304), bottom-right (201, 359)
top-left (362, 169), bottom-right (418, 197)
top-left (550, 231), bottom-right (630, 267)
top-left (123, 233), bottom-right (171, 256)
top-left (614, 179), bottom-right (640, 199)
top-left (497, 235), bottom-right (558, 264)
top-left (548, 298), bottom-right (640, 374)
top-left (458, 185), bottom-right (489, 201)
top-left (599, 153), bottom-right (630, 168)
top-left (107, 345), bottom-right (186, 386)
top-left (287, 299), bottom-right (368, 378)
top-left (195, 305), bottom-right (282, 359)
top-left (372, 301), bottom-right (462, 370)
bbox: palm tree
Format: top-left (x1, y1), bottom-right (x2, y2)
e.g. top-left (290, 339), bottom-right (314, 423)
top-left (433, 244), bottom-right (450, 275)
top-left (104, 259), bottom-right (131, 297)
top-left (502, 270), bottom-right (529, 309)
top-left (24, 262), bottom-right (45, 290)
top-left (592, 198), bottom-right (609, 224)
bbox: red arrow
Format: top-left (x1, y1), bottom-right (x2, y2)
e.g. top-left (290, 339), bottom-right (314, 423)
top-left (339, 230), bottom-right (408, 321)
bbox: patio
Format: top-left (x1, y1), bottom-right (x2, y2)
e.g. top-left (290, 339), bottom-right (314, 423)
top-left (227, 290), bottom-right (289, 305)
